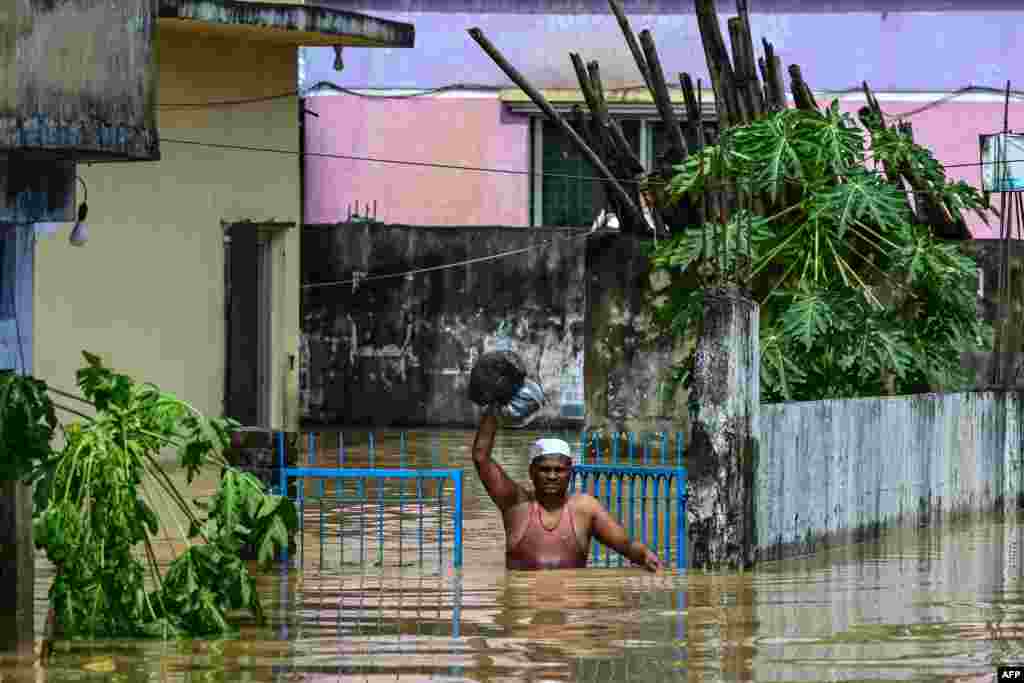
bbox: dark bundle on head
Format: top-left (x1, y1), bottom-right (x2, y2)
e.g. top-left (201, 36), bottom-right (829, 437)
top-left (468, 351), bottom-right (527, 407)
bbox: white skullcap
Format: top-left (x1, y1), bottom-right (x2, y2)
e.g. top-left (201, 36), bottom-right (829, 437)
top-left (528, 438), bottom-right (573, 464)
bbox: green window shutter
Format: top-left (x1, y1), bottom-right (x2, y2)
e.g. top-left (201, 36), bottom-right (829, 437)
top-left (650, 120), bottom-right (716, 165)
top-left (539, 119), bottom-right (643, 227)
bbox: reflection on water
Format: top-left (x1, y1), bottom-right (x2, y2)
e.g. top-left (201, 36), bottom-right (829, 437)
top-left (13, 430), bottom-right (1024, 681)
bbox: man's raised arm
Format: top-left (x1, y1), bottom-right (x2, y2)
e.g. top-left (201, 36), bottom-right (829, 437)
top-left (472, 413), bottom-right (526, 512)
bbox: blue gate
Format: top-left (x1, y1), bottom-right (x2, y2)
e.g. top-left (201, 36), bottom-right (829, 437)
top-left (571, 465), bottom-right (688, 570)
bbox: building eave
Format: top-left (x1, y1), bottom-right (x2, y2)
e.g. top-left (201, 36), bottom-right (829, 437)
top-left (157, 0), bottom-right (416, 47)
top-left (500, 87), bottom-right (718, 119)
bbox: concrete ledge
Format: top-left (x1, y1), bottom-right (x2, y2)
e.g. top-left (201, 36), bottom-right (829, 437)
top-left (158, 0), bottom-right (416, 47)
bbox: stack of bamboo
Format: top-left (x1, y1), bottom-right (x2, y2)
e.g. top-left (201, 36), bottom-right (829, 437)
top-left (469, 0), bottom-right (970, 241)
top-left (468, 0), bottom-right (813, 237)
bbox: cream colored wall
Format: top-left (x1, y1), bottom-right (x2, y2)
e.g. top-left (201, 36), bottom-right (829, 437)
top-left (33, 26), bottom-right (301, 435)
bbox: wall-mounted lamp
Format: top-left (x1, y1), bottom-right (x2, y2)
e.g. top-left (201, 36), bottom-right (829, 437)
top-left (69, 176), bottom-right (88, 247)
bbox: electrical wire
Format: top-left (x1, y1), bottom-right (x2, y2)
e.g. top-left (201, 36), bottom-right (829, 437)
top-left (156, 83), bottom-right (501, 108)
top-left (158, 91), bottom-right (300, 109)
top-left (303, 228), bottom-right (595, 290)
top-left (161, 135), bottom-right (1024, 193)
top-left (304, 82), bottom-right (503, 98)
top-left (157, 79), bottom-right (1024, 118)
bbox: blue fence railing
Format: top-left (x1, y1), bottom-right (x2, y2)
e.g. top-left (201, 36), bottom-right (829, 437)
top-left (273, 431), bottom-right (689, 571)
top-left (571, 465), bottom-right (688, 570)
top-left (276, 433), bottom-right (463, 570)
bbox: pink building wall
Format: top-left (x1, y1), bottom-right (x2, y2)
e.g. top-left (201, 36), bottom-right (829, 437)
top-left (303, 95), bottom-right (530, 226)
top-left (831, 99), bottom-right (1024, 239)
top-left (304, 93), bottom-right (1024, 238)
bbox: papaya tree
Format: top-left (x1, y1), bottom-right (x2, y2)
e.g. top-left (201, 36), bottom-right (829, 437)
top-left (647, 100), bottom-right (993, 403)
top-left (1, 352), bottom-right (298, 638)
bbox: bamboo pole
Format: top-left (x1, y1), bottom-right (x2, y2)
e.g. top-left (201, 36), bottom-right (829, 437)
top-left (725, 19), bottom-right (752, 123)
top-left (608, 119), bottom-right (645, 176)
top-left (589, 60), bottom-right (645, 175)
top-left (679, 72), bottom-right (707, 150)
top-left (607, 0), bottom-right (653, 92)
top-left (467, 27), bottom-right (647, 232)
top-left (639, 30), bottom-right (688, 161)
top-left (570, 53), bottom-right (603, 120)
top-left (788, 64), bottom-right (818, 112)
top-left (695, 0), bottom-right (743, 127)
top-left (761, 39), bottom-right (786, 111)
top-left (734, 0), bottom-right (765, 118)
top-left (727, 17), bottom-right (762, 120)
top-left (739, 2), bottom-right (766, 113)
top-left (569, 54), bottom-right (616, 164)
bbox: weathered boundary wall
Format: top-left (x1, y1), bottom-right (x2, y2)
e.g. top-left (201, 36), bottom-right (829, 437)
top-left (300, 222), bottom-right (586, 427)
top-left (584, 233), bottom-right (689, 435)
top-left (758, 391), bottom-right (1024, 561)
top-left (961, 239), bottom-right (1024, 388)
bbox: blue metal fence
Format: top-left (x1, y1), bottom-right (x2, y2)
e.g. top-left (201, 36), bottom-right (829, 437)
top-left (276, 433), bottom-right (463, 571)
top-left (274, 430), bottom-right (688, 571)
top-left (571, 465), bottom-right (688, 569)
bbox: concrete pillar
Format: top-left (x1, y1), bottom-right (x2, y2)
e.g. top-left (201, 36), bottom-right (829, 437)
top-left (0, 479), bottom-right (34, 653)
top-left (0, 223), bottom-right (35, 653)
top-left (583, 233), bottom-right (688, 435)
top-left (686, 287), bottom-right (760, 569)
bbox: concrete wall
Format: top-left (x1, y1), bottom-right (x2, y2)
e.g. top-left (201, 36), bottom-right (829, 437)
top-left (33, 27), bottom-right (302, 431)
top-left (584, 233), bottom-right (688, 434)
top-left (758, 391), bottom-right (1024, 561)
top-left (301, 222), bottom-right (586, 427)
top-left (0, 0), bottom-right (158, 161)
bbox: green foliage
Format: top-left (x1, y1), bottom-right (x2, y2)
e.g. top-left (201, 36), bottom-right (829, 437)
top-left (648, 101), bottom-right (993, 402)
top-left (9, 352), bottom-right (299, 639)
top-left (0, 371), bottom-right (57, 484)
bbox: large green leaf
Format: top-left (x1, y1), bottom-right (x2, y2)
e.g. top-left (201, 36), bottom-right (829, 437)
top-left (806, 173), bottom-right (911, 241)
top-left (779, 287), bottom-right (837, 350)
top-left (801, 100), bottom-right (865, 177)
top-left (257, 516), bottom-right (290, 566)
top-left (732, 109), bottom-right (807, 201)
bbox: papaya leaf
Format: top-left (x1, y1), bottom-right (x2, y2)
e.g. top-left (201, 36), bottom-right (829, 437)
top-left (257, 516), bottom-right (289, 566)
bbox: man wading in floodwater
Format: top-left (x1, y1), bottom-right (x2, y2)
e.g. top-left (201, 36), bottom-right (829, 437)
top-left (472, 413), bottom-right (662, 571)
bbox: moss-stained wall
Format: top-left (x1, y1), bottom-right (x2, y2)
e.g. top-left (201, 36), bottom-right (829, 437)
top-left (584, 233), bottom-right (688, 435)
top-left (301, 223), bottom-right (585, 427)
top-left (0, 0), bottom-right (158, 160)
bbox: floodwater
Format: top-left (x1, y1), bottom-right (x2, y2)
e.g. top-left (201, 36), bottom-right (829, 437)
top-left (9, 429), bottom-right (1024, 681)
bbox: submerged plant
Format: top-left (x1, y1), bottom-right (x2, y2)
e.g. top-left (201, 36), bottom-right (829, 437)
top-left (2, 352), bottom-right (297, 639)
top-left (648, 102), bottom-right (992, 402)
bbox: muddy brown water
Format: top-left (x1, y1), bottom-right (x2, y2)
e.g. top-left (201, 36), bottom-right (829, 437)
top-left (8, 429), bottom-right (1024, 681)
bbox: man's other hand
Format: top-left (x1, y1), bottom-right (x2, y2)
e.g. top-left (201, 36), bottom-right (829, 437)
top-left (639, 548), bottom-right (662, 573)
